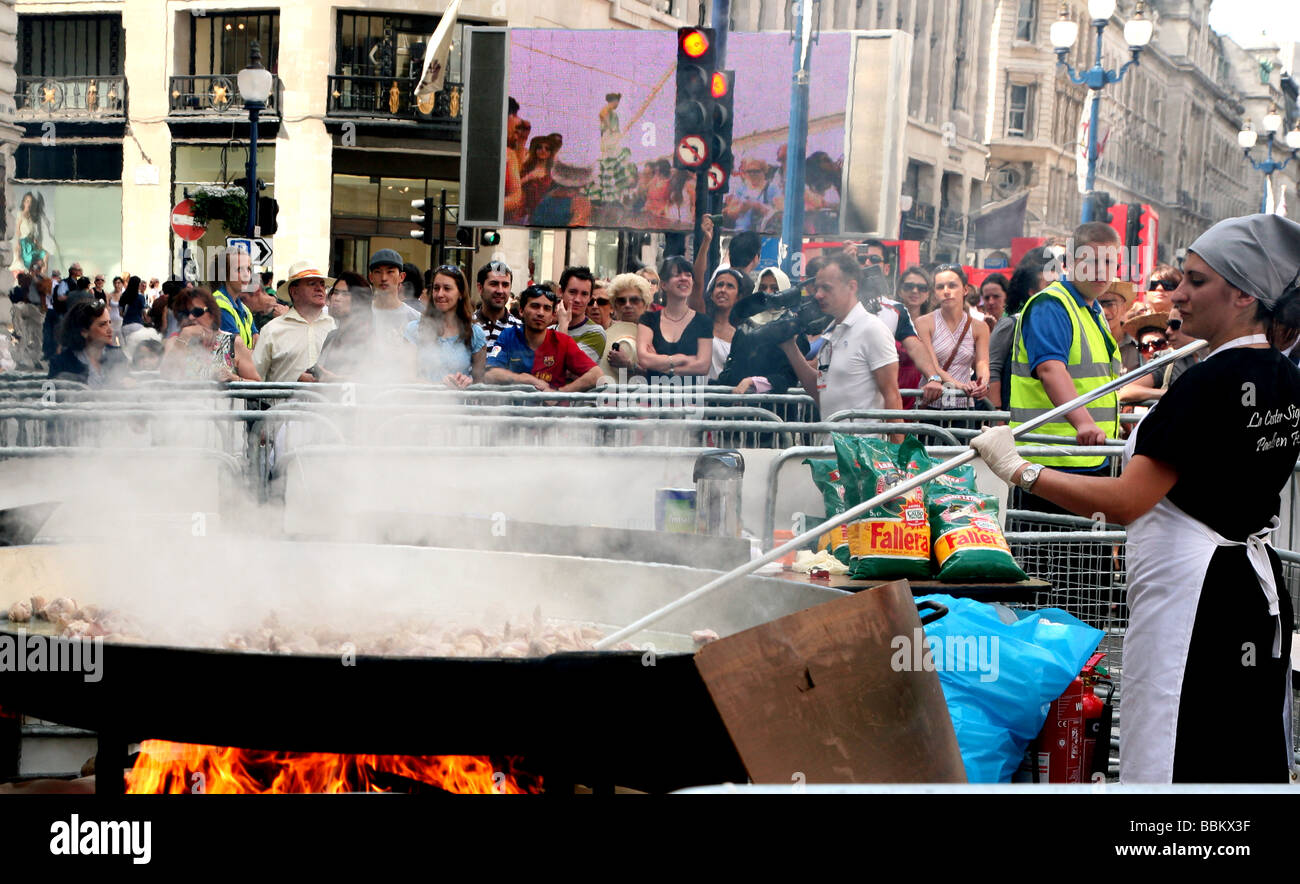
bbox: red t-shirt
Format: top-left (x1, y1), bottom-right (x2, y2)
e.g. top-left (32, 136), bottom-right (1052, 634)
top-left (532, 329), bottom-right (597, 386)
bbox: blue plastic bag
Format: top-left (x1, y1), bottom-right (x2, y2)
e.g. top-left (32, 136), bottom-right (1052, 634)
top-left (911, 594), bottom-right (1104, 783)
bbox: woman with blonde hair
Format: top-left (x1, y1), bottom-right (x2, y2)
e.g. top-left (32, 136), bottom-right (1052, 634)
top-left (600, 272), bottom-right (653, 380)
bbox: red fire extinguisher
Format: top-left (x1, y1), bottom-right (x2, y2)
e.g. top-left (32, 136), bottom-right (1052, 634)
top-left (1038, 675), bottom-right (1085, 783)
top-left (1080, 653), bottom-right (1114, 780)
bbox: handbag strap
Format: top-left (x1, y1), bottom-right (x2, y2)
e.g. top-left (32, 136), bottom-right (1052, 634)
top-left (940, 315), bottom-right (972, 373)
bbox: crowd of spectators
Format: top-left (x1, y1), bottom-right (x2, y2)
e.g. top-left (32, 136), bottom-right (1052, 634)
top-left (4, 232), bottom-right (1221, 435)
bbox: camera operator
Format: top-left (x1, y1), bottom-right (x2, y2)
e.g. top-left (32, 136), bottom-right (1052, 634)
top-left (780, 252), bottom-right (901, 431)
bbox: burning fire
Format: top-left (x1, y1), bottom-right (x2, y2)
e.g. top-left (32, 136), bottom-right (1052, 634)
top-left (126, 740), bottom-right (542, 794)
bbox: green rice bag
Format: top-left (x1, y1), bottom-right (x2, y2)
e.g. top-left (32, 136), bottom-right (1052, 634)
top-left (834, 434), bottom-right (930, 580)
top-left (927, 490), bottom-right (1027, 582)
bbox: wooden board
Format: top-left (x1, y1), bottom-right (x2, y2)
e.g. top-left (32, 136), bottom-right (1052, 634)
top-left (694, 580), bottom-right (967, 784)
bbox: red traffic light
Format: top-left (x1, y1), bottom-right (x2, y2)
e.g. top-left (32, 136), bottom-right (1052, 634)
top-left (681, 29), bottom-right (709, 58)
top-left (710, 71), bottom-right (729, 99)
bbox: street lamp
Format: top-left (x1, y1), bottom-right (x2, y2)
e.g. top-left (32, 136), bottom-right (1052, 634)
top-left (1051, 0), bottom-right (1154, 222)
top-left (238, 41), bottom-right (274, 237)
top-left (1239, 106), bottom-right (1300, 214)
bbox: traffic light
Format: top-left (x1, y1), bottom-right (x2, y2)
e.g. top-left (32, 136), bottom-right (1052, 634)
top-left (480, 229), bottom-right (501, 247)
top-left (410, 198), bottom-right (435, 245)
top-left (674, 26), bottom-right (716, 171)
top-left (456, 227), bottom-right (474, 247)
top-left (706, 70), bottom-right (734, 193)
top-left (1083, 190), bottom-right (1113, 224)
top-left (257, 196), bottom-right (278, 236)
top-left (1134, 203), bottom-right (1159, 284)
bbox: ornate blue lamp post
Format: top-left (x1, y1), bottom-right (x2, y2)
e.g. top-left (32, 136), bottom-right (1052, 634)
top-left (1238, 106), bottom-right (1300, 214)
top-left (1050, 0), bottom-right (1154, 222)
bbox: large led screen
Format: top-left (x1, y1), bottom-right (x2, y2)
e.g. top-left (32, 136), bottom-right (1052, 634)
top-left (498, 29), bottom-right (852, 234)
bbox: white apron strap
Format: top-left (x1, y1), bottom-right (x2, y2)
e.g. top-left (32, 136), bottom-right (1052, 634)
top-left (1187, 515), bottom-right (1283, 658)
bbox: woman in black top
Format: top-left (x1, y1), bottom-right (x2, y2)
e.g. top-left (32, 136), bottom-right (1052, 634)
top-left (637, 255), bottom-right (712, 380)
top-left (48, 299), bottom-right (129, 386)
top-left (119, 275), bottom-right (146, 338)
top-left (972, 213), bottom-right (1300, 784)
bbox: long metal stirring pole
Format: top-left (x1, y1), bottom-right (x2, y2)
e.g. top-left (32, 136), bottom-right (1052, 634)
top-left (594, 338), bottom-right (1208, 648)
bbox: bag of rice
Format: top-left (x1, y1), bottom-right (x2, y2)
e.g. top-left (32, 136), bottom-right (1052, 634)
top-left (833, 434), bottom-right (930, 580)
top-left (803, 458), bottom-right (850, 565)
top-left (927, 490), bottom-right (1027, 582)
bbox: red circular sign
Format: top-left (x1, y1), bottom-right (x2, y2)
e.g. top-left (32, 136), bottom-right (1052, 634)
top-left (171, 199), bottom-right (207, 242)
top-left (707, 163), bottom-right (728, 192)
top-left (676, 135), bottom-right (708, 169)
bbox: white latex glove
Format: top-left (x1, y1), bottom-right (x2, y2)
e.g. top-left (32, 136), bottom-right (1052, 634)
top-left (969, 425), bottom-right (1030, 486)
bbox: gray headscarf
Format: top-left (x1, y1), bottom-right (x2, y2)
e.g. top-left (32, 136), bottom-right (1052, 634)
top-left (1188, 214), bottom-right (1300, 309)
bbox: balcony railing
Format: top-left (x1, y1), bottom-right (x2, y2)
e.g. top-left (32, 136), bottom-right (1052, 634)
top-left (169, 75), bottom-right (281, 117)
top-left (901, 201), bottom-right (936, 231)
top-left (327, 74), bottom-right (463, 136)
top-left (15, 76), bottom-right (126, 120)
top-left (938, 208), bottom-right (966, 236)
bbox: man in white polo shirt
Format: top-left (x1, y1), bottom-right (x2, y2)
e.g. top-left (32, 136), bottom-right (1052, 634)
top-left (780, 251), bottom-right (900, 421)
top-left (254, 260), bottom-right (337, 383)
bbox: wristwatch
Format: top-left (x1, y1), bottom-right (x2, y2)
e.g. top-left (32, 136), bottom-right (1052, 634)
top-left (927, 374), bottom-right (942, 384)
top-left (1018, 463), bottom-right (1044, 491)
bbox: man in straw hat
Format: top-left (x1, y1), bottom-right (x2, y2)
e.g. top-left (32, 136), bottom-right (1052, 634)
top-left (254, 260), bottom-right (337, 383)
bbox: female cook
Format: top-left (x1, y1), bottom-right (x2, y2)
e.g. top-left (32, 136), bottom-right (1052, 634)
top-left (971, 214), bottom-right (1300, 783)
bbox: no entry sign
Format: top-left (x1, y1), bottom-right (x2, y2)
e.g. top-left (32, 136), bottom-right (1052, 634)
top-left (171, 199), bottom-right (207, 242)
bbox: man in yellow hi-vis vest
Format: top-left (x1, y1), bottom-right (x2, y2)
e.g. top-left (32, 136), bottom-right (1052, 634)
top-left (1008, 222), bottom-right (1123, 512)
top-left (213, 247), bottom-right (260, 351)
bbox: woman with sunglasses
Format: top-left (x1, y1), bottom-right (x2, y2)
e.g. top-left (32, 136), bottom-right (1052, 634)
top-left (914, 264), bottom-right (989, 412)
top-left (637, 256), bottom-right (712, 380)
top-left (586, 279), bottom-right (613, 329)
top-left (1143, 264), bottom-right (1182, 313)
top-left (160, 287), bottom-right (260, 381)
top-left (894, 267), bottom-right (933, 407)
top-left (48, 299), bottom-right (129, 386)
top-left (403, 265), bottom-right (485, 388)
top-left (972, 214), bottom-right (1300, 783)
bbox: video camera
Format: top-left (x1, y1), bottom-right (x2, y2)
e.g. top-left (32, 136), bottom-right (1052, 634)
top-left (730, 262), bottom-right (893, 345)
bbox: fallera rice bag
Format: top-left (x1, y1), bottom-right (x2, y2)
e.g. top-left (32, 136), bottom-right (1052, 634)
top-left (803, 458), bottom-right (850, 565)
top-left (926, 490), bottom-right (1027, 582)
top-left (833, 434), bottom-right (930, 580)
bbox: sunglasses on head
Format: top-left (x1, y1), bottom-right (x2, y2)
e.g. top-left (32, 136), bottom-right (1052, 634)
top-left (523, 285), bottom-right (557, 303)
